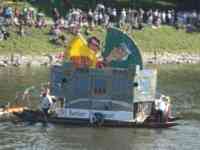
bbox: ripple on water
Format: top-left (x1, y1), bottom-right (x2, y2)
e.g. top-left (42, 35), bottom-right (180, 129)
top-left (0, 122), bottom-right (50, 150)
top-left (0, 120), bottom-right (200, 150)
top-left (0, 64), bottom-right (200, 150)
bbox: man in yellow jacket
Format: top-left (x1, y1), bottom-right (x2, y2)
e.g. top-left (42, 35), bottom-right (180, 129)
top-left (64, 34), bottom-right (101, 68)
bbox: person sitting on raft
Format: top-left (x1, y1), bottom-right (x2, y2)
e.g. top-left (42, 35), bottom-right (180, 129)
top-left (154, 95), bottom-right (171, 123)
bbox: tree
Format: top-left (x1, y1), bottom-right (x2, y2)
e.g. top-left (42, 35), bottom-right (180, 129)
top-left (177, 0), bottom-right (200, 10)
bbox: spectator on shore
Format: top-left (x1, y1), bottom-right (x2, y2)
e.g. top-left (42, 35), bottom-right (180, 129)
top-left (1, 3), bottom-right (200, 46)
top-left (35, 13), bottom-right (46, 28)
top-left (111, 8), bottom-right (117, 25)
top-left (4, 6), bottom-right (13, 19)
top-left (13, 7), bottom-right (20, 26)
top-left (161, 11), bottom-right (166, 24)
top-left (19, 24), bottom-right (25, 36)
top-left (147, 10), bottom-right (153, 26)
top-left (0, 26), bottom-right (9, 40)
top-left (4, 6), bottom-right (13, 25)
top-left (0, 6), bottom-right (4, 16)
top-left (119, 8), bottom-right (126, 28)
top-left (52, 8), bottom-right (60, 22)
top-left (87, 9), bottom-right (93, 27)
top-left (0, 30), bottom-right (4, 41)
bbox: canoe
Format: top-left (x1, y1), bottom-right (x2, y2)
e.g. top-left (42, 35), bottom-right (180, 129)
top-left (13, 109), bottom-right (179, 128)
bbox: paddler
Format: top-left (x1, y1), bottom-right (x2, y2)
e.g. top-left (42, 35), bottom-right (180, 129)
top-left (40, 88), bottom-right (53, 116)
top-left (165, 96), bottom-right (172, 121)
top-left (155, 95), bottom-right (170, 122)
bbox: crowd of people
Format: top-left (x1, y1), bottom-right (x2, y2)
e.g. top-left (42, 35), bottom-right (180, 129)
top-left (1, 3), bottom-right (200, 43)
top-left (0, 5), bottom-right (47, 41)
top-left (49, 5), bottom-right (200, 45)
top-left (54, 4), bottom-right (200, 32)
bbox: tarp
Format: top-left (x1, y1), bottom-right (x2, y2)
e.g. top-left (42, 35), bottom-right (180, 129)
top-left (103, 28), bottom-right (143, 69)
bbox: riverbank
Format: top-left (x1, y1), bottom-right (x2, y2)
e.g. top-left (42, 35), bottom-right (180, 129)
top-left (1, 25), bottom-right (200, 66)
top-left (143, 52), bottom-right (200, 64)
top-left (1, 26), bottom-right (200, 55)
top-left (0, 52), bottom-right (200, 67)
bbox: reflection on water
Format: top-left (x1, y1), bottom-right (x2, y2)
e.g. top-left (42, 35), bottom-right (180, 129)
top-left (0, 64), bottom-right (200, 150)
top-left (0, 66), bottom-right (49, 103)
top-left (0, 120), bottom-right (200, 150)
top-left (157, 64), bottom-right (200, 118)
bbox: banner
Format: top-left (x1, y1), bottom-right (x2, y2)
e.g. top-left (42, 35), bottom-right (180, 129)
top-left (103, 28), bottom-right (143, 69)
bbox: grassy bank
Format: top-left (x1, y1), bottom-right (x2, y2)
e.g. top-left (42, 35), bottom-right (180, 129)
top-left (0, 26), bottom-right (200, 55)
top-left (132, 26), bottom-right (200, 54)
top-left (1, 1), bottom-right (199, 55)
top-left (0, 27), bottom-right (64, 55)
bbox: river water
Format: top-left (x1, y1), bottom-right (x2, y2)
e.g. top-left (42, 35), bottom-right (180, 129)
top-left (0, 64), bottom-right (200, 150)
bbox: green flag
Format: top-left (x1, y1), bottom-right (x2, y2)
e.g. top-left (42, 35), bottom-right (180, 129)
top-left (103, 28), bottom-right (143, 69)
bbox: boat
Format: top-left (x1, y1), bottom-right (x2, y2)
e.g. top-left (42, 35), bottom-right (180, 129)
top-left (14, 109), bottom-right (179, 128)
top-left (13, 28), bottom-right (179, 128)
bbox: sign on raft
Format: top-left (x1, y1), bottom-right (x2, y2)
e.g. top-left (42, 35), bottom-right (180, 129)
top-left (55, 108), bottom-right (133, 122)
top-left (134, 69), bottom-right (157, 103)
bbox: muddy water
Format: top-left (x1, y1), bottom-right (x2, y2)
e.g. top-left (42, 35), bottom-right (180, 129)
top-left (0, 64), bottom-right (200, 150)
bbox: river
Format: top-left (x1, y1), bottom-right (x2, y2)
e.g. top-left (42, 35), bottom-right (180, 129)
top-left (0, 64), bottom-right (200, 150)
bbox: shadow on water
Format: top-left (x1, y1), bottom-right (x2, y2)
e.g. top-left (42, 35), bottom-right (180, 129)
top-left (1, 120), bottom-right (200, 150)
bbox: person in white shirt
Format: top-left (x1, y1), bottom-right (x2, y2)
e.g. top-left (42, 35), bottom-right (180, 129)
top-left (40, 89), bottom-right (53, 116)
top-left (165, 96), bottom-right (172, 121)
top-left (162, 11), bottom-right (166, 24)
top-left (112, 8), bottom-right (117, 23)
top-left (155, 95), bottom-right (167, 122)
top-left (120, 8), bottom-right (126, 27)
top-left (158, 98), bottom-right (166, 112)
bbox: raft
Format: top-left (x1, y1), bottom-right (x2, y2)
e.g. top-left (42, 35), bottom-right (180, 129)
top-left (1, 28), bottom-right (180, 129)
top-left (13, 109), bottom-right (179, 128)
